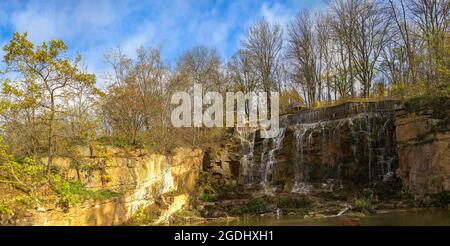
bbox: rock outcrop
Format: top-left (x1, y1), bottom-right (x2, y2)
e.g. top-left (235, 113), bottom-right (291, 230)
top-left (207, 98), bottom-right (449, 198)
top-left (236, 101), bottom-right (399, 193)
top-left (9, 147), bottom-right (203, 225)
top-left (395, 97), bottom-right (450, 197)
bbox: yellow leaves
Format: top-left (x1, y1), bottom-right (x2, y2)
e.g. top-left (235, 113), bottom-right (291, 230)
top-left (2, 32), bottom-right (34, 64)
top-left (315, 100), bottom-right (321, 108)
top-left (92, 87), bottom-right (106, 97)
top-left (388, 80), bottom-right (428, 98)
top-left (48, 39), bottom-right (68, 58)
top-left (1, 79), bottom-right (22, 96)
top-left (74, 72), bottom-right (96, 87)
top-left (3, 32), bottom-right (96, 90)
top-left (1, 79), bottom-right (42, 111)
top-left (279, 89), bottom-right (305, 112)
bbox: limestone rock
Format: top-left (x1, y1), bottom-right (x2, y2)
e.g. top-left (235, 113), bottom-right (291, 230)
top-left (8, 147), bottom-right (203, 226)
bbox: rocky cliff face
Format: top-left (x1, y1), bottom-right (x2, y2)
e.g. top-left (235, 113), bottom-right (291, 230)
top-left (11, 147), bottom-right (203, 225)
top-left (395, 97), bottom-right (450, 197)
top-left (207, 98), bottom-right (449, 199)
top-left (6, 99), bottom-right (448, 225)
top-left (236, 101), bottom-right (399, 194)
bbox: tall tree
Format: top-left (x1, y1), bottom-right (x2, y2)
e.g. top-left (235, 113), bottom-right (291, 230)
top-left (330, 0), bottom-right (360, 97)
top-left (287, 11), bottom-right (319, 106)
top-left (103, 47), bottom-right (168, 145)
top-left (352, 0), bottom-right (391, 97)
top-left (176, 46), bottom-right (223, 92)
top-left (242, 19), bottom-right (283, 93)
top-left (2, 32), bottom-right (95, 174)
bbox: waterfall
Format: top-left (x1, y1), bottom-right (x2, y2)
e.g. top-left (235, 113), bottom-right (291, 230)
top-left (290, 112), bottom-right (396, 192)
top-left (261, 127), bottom-right (286, 193)
top-left (237, 101), bottom-right (399, 193)
top-left (236, 127), bottom-right (257, 184)
top-left (291, 123), bottom-right (317, 194)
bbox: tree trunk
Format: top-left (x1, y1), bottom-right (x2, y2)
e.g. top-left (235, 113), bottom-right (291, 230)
top-left (46, 94), bottom-right (55, 175)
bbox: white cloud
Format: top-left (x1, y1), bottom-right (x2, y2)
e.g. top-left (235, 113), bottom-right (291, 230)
top-left (74, 0), bottom-right (115, 28)
top-left (261, 2), bottom-right (297, 29)
top-left (121, 21), bottom-right (156, 57)
top-left (2, 0), bottom-right (327, 84)
top-left (11, 5), bottom-right (59, 44)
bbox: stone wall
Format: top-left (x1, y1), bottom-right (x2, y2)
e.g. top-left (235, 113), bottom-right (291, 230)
top-left (11, 147), bottom-right (203, 225)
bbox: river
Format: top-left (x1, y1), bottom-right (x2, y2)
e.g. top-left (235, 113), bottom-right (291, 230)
top-left (200, 208), bottom-right (450, 226)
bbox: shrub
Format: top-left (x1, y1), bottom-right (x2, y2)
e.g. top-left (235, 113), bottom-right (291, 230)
top-left (430, 191), bottom-right (450, 207)
top-left (353, 198), bottom-right (373, 213)
top-left (52, 175), bottom-right (119, 207)
top-left (232, 196), bottom-right (267, 215)
top-left (276, 196), bottom-right (289, 208)
top-left (247, 197), bottom-right (265, 214)
top-left (0, 201), bottom-right (13, 215)
top-left (216, 183), bottom-right (238, 200)
top-left (199, 192), bottom-right (217, 202)
top-left (293, 196), bottom-right (313, 208)
top-left (276, 196), bottom-right (312, 209)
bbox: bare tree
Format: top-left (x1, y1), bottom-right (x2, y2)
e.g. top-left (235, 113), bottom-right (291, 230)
top-left (316, 12), bottom-right (334, 101)
top-left (408, 0), bottom-right (449, 87)
top-left (242, 19), bottom-right (283, 93)
top-left (330, 0), bottom-right (360, 97)
top-left (287, 11), bottom-right (319, 106)
top-left (177, 46), bottom-right (223, 92)
top-left (228, 49), bottom-right (259, 94)
top-left (103, 47), bottom-right (169, 145)
top-left (352, 0), bottom-right (391, 97)
top-left (386, 0), bottom-right (419, 84)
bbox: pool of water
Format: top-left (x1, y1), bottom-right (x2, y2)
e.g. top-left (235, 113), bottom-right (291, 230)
top-left (202, 209), bottom-right (450, 226)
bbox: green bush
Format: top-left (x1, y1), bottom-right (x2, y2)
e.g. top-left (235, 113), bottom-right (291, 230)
top-left (0, 201), bottom-right (13, 215)
top-left (199, 192), bottom-right (217, 202)
top-left (97, 136), bottom-right (130, 148)
top-left (276, 196), bottom-right (289, 208)
top-left (232, 196), bottom-right (267, 215)
top-left (353, 198), bottom-right (373, 212)
top-left (247, 197), bottom-right (265, 213)
top-left (430, 191), bottom-right (450, 207)
top-left (52, 176), bottom-right (119, 207)
top-left (276, 196), bottom-right (312, 209)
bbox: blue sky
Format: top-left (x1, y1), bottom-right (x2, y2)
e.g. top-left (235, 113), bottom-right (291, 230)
top-left (0, 0), bottom-right (326, 83)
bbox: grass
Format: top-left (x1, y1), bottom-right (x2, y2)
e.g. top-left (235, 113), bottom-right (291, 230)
top-left (52, 178), bottom-right (119, 207)
top-left (0, 201), bottom-right (13, 215)
top-left (97, 136), bottom-right (131, 149)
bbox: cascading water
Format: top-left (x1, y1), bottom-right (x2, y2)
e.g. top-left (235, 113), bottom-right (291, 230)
top-left (237, 101), bottom-right (399, 194)
top-left (260, 128), bottom-right (286, 193)
top-left (236, 127), bottom-right (257, 184)
top-left (291, 111), bottom-right (396, 190)
top-left (291, 123), bottom-right (317, 194)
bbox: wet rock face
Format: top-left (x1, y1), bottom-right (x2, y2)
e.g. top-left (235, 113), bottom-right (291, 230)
top-left (231, 98), bottom-right (450, 198)
top-left (238, 101), bottom-right (399, 193)
top-left (395, 97), bottom-right (450, 197)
